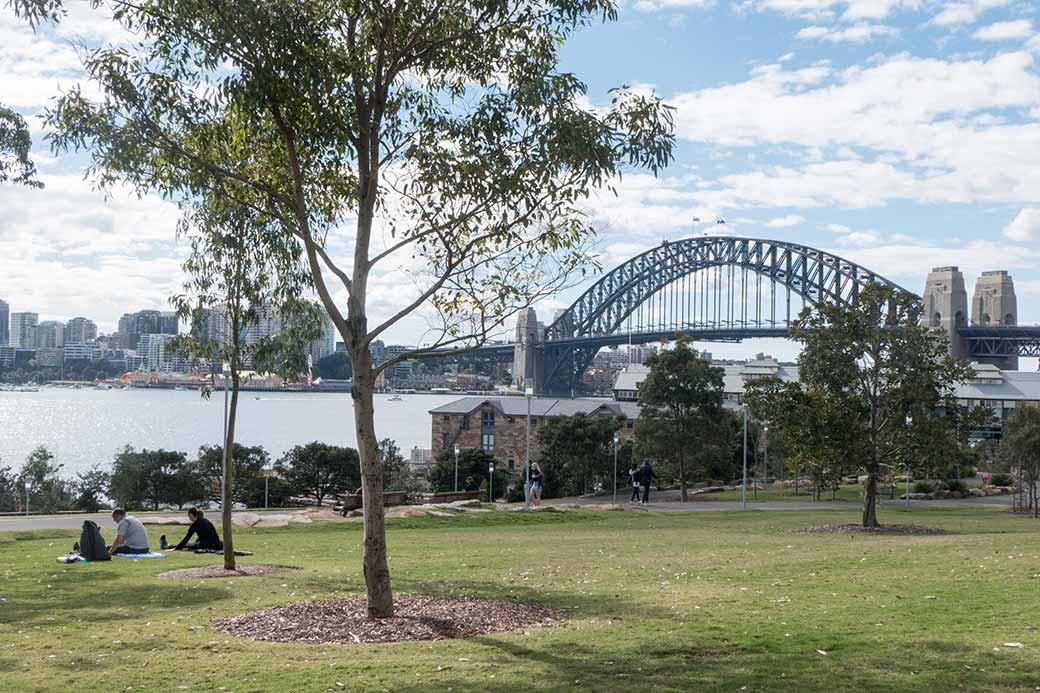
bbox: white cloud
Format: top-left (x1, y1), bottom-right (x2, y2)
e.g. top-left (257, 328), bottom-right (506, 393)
top-left (826, 223), bottom-right (852, 232)
top-left (742, 0), bottom-right (916, 21)
top-left (633, 0), bottom-right (713, 10)
top-left (930, 0), bottom-right (1009, 27)
top-left (766, 214), bottom-right (807, 227)
top-left (973, 20), bottom-right (1034, 41)
top-left (796, 22), bottom-right (897, 42)
top-left (1004, 208), bottom-right (1040, 241)
top-left (668, 52), bottom-right (1040, 207)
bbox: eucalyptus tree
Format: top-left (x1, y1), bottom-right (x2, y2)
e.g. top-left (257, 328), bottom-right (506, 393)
top-left (173, 200), bottom-right (322, 569)
top-left (0, 105), bottom-right (41, 188)
top-left (634, 338), bottom-right (728, 501)
top-left (15, 0), bottom-right (674, 616)
top-left (788, 283), bottom-right (972, 527)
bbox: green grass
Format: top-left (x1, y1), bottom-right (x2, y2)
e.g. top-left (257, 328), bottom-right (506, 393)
top-left (695, 486), bottom-right (867, 502)
top-left (4, 506), bottom-right (1040, 692)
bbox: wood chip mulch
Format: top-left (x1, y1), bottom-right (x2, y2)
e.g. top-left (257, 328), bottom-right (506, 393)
top-left (793, 523), bottom-right (956, 535)
top-left (158, 565), bottom-right (300, 580)
top-left (213, 594), bottom-right (565, 644)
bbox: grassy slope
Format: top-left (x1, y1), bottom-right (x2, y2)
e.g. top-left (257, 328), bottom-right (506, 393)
top-left (2, 507), bottom-right (1039, 692)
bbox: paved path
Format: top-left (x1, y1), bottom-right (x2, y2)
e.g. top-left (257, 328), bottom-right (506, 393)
top-left (0, 509), bottom-right (289, 532)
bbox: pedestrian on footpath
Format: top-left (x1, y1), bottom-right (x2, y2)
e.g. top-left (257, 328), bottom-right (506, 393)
top-left (639, 461), bottom-right (657, 504)
top-left (628, 464), bottom-right (641, 503)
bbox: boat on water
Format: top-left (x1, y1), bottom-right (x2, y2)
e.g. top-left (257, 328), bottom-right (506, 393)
top-left (94, 383), bottom-right (112, 391)
top-left (0, 384), bottom-right (39, 393)
top-left (386, 394), bottom-right (403, 401)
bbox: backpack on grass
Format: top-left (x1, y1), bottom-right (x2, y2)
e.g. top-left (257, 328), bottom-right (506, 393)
top-left (79, 520), bottom-right (110, 561)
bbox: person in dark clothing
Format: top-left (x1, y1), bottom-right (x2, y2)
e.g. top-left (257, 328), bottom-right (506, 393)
top-left (639, 461), bottom-right (656, 504)
top-left (160, 507), bottom-right (223, 552)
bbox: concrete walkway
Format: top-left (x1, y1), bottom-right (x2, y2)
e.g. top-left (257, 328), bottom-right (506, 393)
top-left (0, 509), bottom-right (292, 532)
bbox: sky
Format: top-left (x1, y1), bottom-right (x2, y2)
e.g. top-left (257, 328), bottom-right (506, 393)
top-left (1, 0), bottom-right (1038, 364)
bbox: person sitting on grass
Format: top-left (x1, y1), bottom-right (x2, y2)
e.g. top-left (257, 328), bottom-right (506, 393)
top-left (108, 508), bottom-right (150, 556)
top-left (160, 507), bottom-right (223, 552)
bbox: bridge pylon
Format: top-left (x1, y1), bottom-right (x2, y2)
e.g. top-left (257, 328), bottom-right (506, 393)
top-left (971, 270), bottom-right (1018, 370)
top-left (923, 266), bottom-right (969, 361)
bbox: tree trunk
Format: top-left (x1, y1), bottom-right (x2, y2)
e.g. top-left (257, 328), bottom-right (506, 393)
top-left (352, 356), bottom-right (394, 618)
top-left (679, 463), bottom-right (687, 503)
top-left (222, 368), bottom-right (239, 571)
top-left (862, 471), bottom-right (880, 528)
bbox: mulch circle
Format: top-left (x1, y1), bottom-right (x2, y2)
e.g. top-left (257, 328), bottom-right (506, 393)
top-left (158, 565), bottom-right (301, 580)
top-left (793, 523), bottom-right (957, 535)
top-left (213, 594), bottom-right (564, 644)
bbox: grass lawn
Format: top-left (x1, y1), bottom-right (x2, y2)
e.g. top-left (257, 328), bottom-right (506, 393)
top-left (685, 486), bottom-right (867, 502)
top-left (3, 506), bottom-right (1040, 692)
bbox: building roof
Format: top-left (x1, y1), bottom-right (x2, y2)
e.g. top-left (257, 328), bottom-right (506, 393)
top-left (613, 361), bottom-right (800, 396)
top-left (429, 397), bottom-right (641, 419)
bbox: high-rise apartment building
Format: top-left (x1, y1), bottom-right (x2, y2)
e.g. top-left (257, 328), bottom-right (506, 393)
top-left (36, 320), bottom-right (65, 348)
top-left (64, 317), bottom-right (98, 344)
top-left (0, 299), bottom-right (8, 346)
top-left (10, 312), bottom-right (38, 348)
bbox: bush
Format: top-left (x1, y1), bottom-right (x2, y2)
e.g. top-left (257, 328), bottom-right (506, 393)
top-left (990, 473), bottom-right (1013, 487)
top-left (942, 479), bottom-right (968, 496)
top-left (912, 481), bottom-right (934, 494)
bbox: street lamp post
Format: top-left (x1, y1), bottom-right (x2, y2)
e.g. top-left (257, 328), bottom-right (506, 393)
top-left (525, 384), bottom-right (534, 509)
top-left (763, 423), bottom-right (769, 497)
top-left (905, 415), bottom-right (913, 510)
top-left (264, 466), bottom-right (270, 509)
top-left (453, 444), bottom-right (460, 493)
top-left (613, 432), bottom-right (620, 507)
top-left (741, 404), bottom-right (748, 509)
top-left (488, 462), bottom-right (494, 504)
top-left (221, 362), bottom-right (230, 510)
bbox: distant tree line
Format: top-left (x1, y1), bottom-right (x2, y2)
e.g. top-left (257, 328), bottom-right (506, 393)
top-left (0, 359), bottom-right (124, 384)
top-left (0, 438), bottom-right (423, 513)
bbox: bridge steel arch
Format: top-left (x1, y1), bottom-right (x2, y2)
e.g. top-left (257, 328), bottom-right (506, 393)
top-left (539, 236), bottom-right (912, 394)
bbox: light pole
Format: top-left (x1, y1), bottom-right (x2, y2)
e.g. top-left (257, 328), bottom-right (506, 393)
top-left (488, 462), bottom-right (494, 503)
top-left (221, 362), bottom-right (230, 510)
top-left (763, 423), bottom-right (769, 496)
top-left (613, 432), bottom-right (620, 507)
top-left (741, 404), bottom-right (748, 509)
top-left (453, 444), bottom-right (460, 493)
top-left (905, 415), bottom-right (912, 509)
top-left (525, 384), bottom-right (534, 509)
top-left (264, 466), bottom-right (270, 509)
top-left (24, 480), bottom-right (29, 516)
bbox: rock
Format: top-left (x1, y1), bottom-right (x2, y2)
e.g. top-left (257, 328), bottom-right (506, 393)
top-left (969, 488), bottom-right (986, 497)
top-left (232, 512), bottom-right (261, 527)
top-left (457, 507), bottom-right (492, 513)
top-left (254, 519), bottom-right (290, 528)
top-left (427, 511), bottom-right (454, 517)
top-left (449, 499), bottom-right (482, 508)
top-left (346, 509), bottom-right (363, 518)
top-left (288, 514), bottom-right (313, 524)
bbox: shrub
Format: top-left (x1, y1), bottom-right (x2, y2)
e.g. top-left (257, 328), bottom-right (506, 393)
top-left (942, 479), bottom-right (968, 496)
top-left (990, 473), bottom-right (1013, 487)
top-left (912, 481), bottom-right (934, 494)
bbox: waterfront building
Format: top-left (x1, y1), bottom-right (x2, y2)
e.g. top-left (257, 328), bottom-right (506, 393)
top-left (308, 311), bottom-right (336, 363)
top-left (36, 320), bottom-right (65, 348)
top-left (137, 333), bottom-right (180, 372)
top-left (429, 397), bottom-right (638, 475)
top-left (64, 317), bottom-right (98, 344)
top-left (114, 309), bottom-right (177, 350)
top-left (63, 342), bottom-right (102, 362)
top-left (10, 312), bottom-right (38, 348)
top-left (384, 344), bottom-right (416, 384)
top-left (0, 299), bottom-right (8, 346)
top-left (34, 347), bottom-right (64, 368)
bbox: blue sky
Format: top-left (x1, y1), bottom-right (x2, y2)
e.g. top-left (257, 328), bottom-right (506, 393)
top-left (1, 0), bottom-right (1038, 364)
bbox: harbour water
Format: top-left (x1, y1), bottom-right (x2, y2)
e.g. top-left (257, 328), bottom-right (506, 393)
top-left (0, 388), bottom-right (462, 474)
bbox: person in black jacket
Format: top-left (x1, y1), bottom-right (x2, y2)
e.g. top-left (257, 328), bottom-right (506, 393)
top-left (639, 461), bottom-right (656, 504)
top-left (160, 507), bottom-right (223, 552)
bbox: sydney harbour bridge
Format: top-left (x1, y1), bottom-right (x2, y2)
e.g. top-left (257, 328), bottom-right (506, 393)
top-left (436, 236), bottom-right (1040, 395)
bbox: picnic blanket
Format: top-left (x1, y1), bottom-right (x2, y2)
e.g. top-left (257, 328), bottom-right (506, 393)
top-left (114, 552), bottom-right (168, 559)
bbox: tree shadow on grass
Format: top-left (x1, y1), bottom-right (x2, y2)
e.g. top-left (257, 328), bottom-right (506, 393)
top-left (391, 577), bottom-right (676, 623)
top-left (0, 567), bottom-right (230, 626)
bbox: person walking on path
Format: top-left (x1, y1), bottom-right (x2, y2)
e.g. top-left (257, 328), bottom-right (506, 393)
top-left (161, 507), bottom-right (223, 552)
top-left (628, 465), bottom-right (641, 503)
top-left (638, 461), bottom-right (657, 504)
top-left (530, 462), bottom-right (544, 506)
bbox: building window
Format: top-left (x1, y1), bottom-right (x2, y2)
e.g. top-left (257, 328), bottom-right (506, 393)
top-left (441, 432), bottom-right (449, 448)
top-left (481, 409), bottom-right (495, 452)
top-left (508, 417), bottom-right (515, 423)
top-left (461, 415), bottom-right (470, 430)
top-left (443, 415), bottom-right (449, 422)
top-left (626, 421), bottom-right (634, 429)
top-left (508, 459), bottom-right (515, 470)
